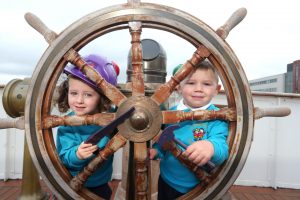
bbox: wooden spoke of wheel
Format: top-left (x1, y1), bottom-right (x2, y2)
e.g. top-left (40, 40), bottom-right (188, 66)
top-left (161, 106), bottom-right (291, 124)
top-left (128, 21), bottom-right (149, 199)
top-left (129, 21), bottom-right (145, 96)
top-left (151, 8), bottom-right (248, 106)
top-left (69, 132), bottom-right (127, 192)
top-left (42, 113), bottom-right (116, 129)
top-left (163, 142), bottom-right (212, 185)
top-left (24, 12), bottom-right (128, 106)
top-left (64, 49), bottom-right (127, 107)
top-left (42, 99), bottom-right (289, 130)
top-left (133, 142), bottom-right (149, 199)
top-left (162, 108), bottom-right (237, 124)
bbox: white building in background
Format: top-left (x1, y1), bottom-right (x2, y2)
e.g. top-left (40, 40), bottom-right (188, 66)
top-left (249, 59), bottom-right (300, 94)
top-left (249, 74), bottom-right (285, 93)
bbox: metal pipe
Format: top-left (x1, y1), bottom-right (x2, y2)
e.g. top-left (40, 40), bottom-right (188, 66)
top-left (1, 78), bottom-right (47, 199)
top-left (0, 117), bottom-right (25, 129)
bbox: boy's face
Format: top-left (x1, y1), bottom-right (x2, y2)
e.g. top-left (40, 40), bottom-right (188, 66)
top-left (68, 78), bottom-right (101, 116)
top-left (178, 68), bottom-right (221, 108)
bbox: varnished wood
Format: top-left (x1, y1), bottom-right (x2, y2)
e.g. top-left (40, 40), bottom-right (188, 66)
top-left (162, 108), bottom-right (237, 124)
top-left (162, 141), bottom-right (211, 186)
top-left (42, 113), bottom-right (116, 129)
top-left (216, 8), bottom-right (247, 40)
top-left (129, 21), bottom-right (144, 96)
top-left (150, 6), bottom-right (248, 106)
top-left (133, 142), bottom-right (149, 200)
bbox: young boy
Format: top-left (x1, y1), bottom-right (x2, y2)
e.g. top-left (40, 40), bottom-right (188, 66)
top-left (150, 60), bottom-right (229, 199)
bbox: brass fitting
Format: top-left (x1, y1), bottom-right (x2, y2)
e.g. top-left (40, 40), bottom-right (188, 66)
top-left (2, 78), bottom-right (30, 118)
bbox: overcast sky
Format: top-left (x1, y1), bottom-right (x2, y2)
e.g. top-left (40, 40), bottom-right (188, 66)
top-left (1, 0), bottom-right (300, 85)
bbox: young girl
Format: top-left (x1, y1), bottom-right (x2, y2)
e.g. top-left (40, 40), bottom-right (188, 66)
top-left (150, 60), bottom-right (229, 199)
top-left (55, 54), bottom-right (119, 199)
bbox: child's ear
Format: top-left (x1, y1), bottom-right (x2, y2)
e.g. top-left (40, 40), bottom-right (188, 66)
top-left (176, 84), bottom-right (182, 93)
top-left (216, 84), bottom-right (221, 92)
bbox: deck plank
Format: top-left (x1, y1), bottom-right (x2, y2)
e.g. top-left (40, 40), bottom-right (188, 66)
top-left (1, 179), bottom-right (300, 200)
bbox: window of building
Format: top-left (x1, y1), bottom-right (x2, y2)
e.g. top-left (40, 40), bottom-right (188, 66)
top-left (249, 78), bottom-right (277, 86)
top-left (252, 88), bottom-right (277, 92)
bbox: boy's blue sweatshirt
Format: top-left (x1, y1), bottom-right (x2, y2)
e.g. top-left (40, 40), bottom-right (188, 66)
top-left (155, 103), bottom-right (229, 193)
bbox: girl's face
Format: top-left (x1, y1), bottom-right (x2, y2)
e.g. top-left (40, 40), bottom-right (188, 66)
top-left (178, 69), bottom-right (221, 109)
top-left (68, 78), bottom-right (101, 116)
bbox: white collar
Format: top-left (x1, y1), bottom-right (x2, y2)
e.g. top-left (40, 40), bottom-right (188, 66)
top-left (177, 99), bottom-right (212, 111)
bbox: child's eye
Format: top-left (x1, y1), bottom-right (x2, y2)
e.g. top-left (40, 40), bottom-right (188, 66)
top-left (186, 81), bottom-right (195, 85)
top-left (84, 93), bottom-right (93, 97)
top-left (69, 91), bottom-right (78, 96)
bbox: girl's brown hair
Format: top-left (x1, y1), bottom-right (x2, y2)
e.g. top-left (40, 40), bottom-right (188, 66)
top-left (54, 75), bottom-right (112, 113)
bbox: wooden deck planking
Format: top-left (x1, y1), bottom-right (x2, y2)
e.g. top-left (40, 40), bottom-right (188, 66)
top-left (1, 180), bottom-right (300, 200)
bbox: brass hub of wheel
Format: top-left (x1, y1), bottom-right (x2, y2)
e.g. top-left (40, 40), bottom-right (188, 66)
top-left (117, 96), bottom-right (162, 142)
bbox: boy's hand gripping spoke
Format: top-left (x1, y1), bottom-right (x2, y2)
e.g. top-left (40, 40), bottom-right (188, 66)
top-left (157, 125), bottom-right (215, 174)
top-left (156, 126), bottom-right (212, 186)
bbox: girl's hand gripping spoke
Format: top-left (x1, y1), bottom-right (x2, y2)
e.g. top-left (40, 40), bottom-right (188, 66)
top-left (76, 142), bottom-right (99, 160)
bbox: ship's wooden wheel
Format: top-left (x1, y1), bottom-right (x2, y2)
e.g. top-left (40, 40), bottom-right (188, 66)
top-left (24, 2), bottom-right (290, 200)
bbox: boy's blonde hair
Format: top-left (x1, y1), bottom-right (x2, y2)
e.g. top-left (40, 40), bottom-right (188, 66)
top-left (194, 60), bottom-right (219, 84)
top-left (174, 60), bottom-right (219, 84)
